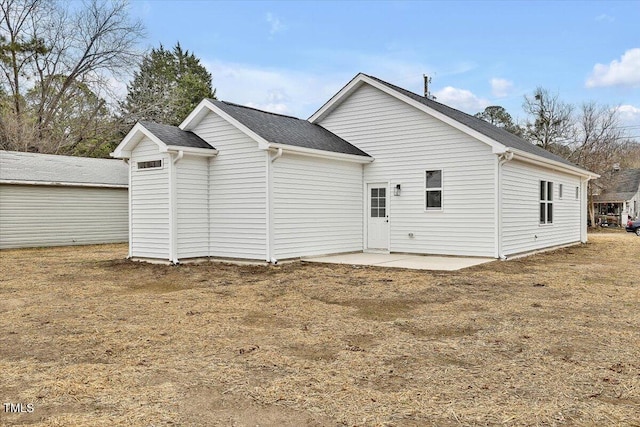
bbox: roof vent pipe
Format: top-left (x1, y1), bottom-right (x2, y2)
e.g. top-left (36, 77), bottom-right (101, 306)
top-left (423, 74), bottom-right (436, 100)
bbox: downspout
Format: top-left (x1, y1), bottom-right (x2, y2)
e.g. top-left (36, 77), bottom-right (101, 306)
top-left (271, 147), bottom-right (283, 163)
top-left (127, 158), bottom-right (132, 258)
top-left (172, 150), bottom-right (184, 164)
top-left (168, 151), bottom-right (182, 264)
top-left (580, 177), bottom-right (592, 244)
top-left (169, 150), bottom-right (183, 264)
top-left (266, 148), bottom-right (283, 264)
top-left (496, 150), bottom-right (513, 260)
top-left (207, 156), bottom-right (211, 261)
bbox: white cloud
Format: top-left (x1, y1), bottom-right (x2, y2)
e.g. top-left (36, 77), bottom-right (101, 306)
top-left (433, 86), bottom-right (490, 112)
top-left (490, 78), bottom-right (513, 98)
top-left (266, 12), bottom-right (285, 35)
top-left (201, 55), bottom-right (484, 117)
top-left (202, 52), bottom-right (438, 117)
top-left (616, 104), bottom-right (640, 128)
top-left (246, 89), bottom-right (291, 114)
top-left (202, 60), bottom-right (349, 117)
top-left (595, 14), bottom-right (614, 22)
top-left (586, 48), bottom-right (640, 88)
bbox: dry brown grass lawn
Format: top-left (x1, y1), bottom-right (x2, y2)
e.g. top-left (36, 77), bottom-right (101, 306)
top-left (1, 233), bottom-right (639, 426)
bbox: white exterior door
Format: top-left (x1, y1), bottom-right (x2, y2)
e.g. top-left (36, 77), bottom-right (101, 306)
top-left (367, 183), bottom-right (389, 250)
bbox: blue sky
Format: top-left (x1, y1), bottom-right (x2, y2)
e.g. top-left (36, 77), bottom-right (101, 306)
top-left (128, 0), bottom-right (640, 134)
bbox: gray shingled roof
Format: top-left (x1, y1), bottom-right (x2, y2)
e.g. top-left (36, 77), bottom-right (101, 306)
top-left (363, 74), bottom-right (581, 169)
top-left (139, 121), bottom-right (214, 149)
top-left (593, 169), bottom-right (640, 202)
top-left (0, 150), bottom-right (128, 186)
top-left (209, 100), bottom-right (371, 157)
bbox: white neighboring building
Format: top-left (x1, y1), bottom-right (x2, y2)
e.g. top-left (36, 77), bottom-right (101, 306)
top-left (0, 151), bottom-right (128, 249)
top-left (593, 168), bottom-right (640, 225)
top-left (112, 73), bottom-right (598, 264)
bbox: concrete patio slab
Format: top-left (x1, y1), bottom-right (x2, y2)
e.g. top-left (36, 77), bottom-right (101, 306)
top-left (302, 252), bottom-right (495, 271)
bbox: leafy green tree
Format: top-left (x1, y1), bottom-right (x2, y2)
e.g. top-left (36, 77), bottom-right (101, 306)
top-left (474, 105), bottom-right (523, 137)
top-left (121, 43), bottom-right (216, 126)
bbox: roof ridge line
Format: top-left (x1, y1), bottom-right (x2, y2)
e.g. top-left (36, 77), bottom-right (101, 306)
top-left (212, 99), bottom-right (302, 121)
top-left (364, 74), bottom-right (484, 121)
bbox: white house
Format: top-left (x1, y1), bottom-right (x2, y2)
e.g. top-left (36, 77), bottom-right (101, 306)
top-left (593, 168), bottom-right (640, 225)
top-left (112, 73), bottom-right (598, 264)
top-left (0, 151), bottom-right (128, 249)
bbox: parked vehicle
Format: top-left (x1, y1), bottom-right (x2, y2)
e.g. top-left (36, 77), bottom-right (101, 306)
top-left (626, 218), bottom-right (640, 236)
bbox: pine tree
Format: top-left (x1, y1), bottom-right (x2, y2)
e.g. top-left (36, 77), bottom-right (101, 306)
top-left (121, 43), bottom-right (216, 126)
top-left (474, 106), bottom-right (524, 137)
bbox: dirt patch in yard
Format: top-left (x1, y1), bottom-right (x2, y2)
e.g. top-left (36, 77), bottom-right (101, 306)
top-left (1, 234), bottom-right (639, 426)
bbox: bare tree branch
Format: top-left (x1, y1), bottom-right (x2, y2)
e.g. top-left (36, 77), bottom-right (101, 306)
top-left (0, 0), bottom-right (145, 156)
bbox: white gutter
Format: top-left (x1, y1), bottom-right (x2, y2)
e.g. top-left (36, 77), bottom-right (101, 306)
top-left (0, 179), bottom-right (127, 189)
top-left (265, 142), bottom-right (373, 164)
top-left (111, 150), bottom-right (131, 158)
top-left (495, 149), bottom-right (514, 260)
top-left (165, 145), bottom-right (218, 157)
top-left (509, 148), bottom-right (599, 179)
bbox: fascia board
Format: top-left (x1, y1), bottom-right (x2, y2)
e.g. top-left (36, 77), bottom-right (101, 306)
top-left (309, 74), bottom-right (508, 154)
top-left (268, 143), bottom-right (374, 163)
top-left (308, 73), bottom-right (365, 122)
top-left (510, 148), bottom-right (600, 179)
top-left (164, 145), bottom-right (219, 156)
top-left (0, 179), bottom-right (127, 189)
top-left (112, 123), bottom-right (167, 158)
top-left (179, 99), bottom-right (212, 130)
top-left (361, 76), bottom-right (507, 153)
top-left (180, 99), bottom-right (272, 149)
top-left (310, 74), bottom-right (602, 177)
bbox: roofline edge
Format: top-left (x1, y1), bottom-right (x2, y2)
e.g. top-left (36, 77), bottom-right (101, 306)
top-left (0, 179), bottom-right (128, 189)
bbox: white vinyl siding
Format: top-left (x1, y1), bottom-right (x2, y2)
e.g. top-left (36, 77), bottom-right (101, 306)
top-left (130, 137), bottom-right (171, 259)
top-left (272, 153), bottom-right (363, 259)
top-left (319, 83), bottom-right (496, 257)
top-left (176, 155), bottom-right (209, 259)
top-left (502, 160), bottom-right (582, 256)
top-left (0, 184), bottom-right (127, 249)
top-left (192, 112), bottom-right (267, 260)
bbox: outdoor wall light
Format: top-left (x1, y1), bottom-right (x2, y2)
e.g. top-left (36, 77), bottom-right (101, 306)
top-left (394, 184), bottom-right (401, 196)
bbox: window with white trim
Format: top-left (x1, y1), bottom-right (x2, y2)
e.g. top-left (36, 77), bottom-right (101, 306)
top-left (540, 180), bottom-right (553, 224)
top-left (575, 186), bottom-right (579, 200)
top-left (425, 170), bottom-right (442, 210)
top-left (137, 160), bottom-right (162, 170)
top-left (559, 184), bottom-right (563, 199)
